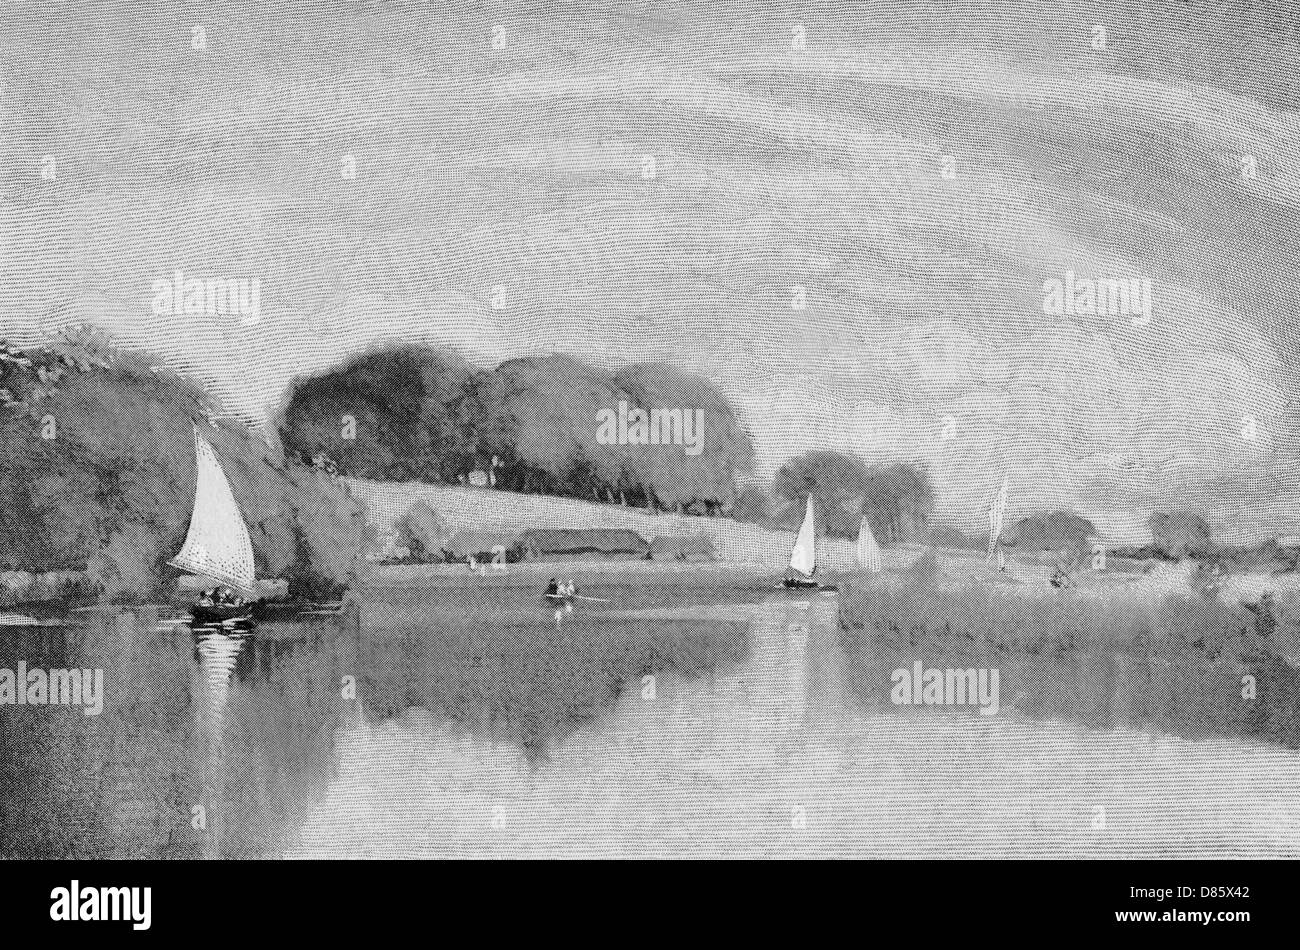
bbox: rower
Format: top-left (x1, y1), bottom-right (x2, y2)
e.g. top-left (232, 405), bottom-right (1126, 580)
top-left (545, 578), bottom-right (559, 597)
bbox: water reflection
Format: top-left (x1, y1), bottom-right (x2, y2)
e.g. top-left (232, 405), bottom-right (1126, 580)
top-left (1, 587), bottom-right (1298, 859)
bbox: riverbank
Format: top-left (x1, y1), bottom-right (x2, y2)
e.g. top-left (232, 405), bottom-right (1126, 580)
top-left (364, 558), bottom-right (794, 591)
top-left (837, 575), bottom-right (1300, 749)
top-left (0, 570), bottom-right (96, 609)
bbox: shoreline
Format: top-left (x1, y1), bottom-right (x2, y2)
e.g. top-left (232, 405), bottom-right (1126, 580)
top-left (362, 559), bottom-right (797, 591)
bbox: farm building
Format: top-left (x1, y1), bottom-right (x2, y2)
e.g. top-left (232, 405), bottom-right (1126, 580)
top-left (516, 528), bottom-right (650, 561)
top-left (648, 533), bottom-right (716, 562)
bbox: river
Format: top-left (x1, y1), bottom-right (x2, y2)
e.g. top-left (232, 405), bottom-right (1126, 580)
top-left (1, 583), bottom-right (1297, 858)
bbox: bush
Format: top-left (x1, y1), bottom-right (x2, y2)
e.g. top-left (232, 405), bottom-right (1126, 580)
top-left (0, 333), bottom-right (365, 601)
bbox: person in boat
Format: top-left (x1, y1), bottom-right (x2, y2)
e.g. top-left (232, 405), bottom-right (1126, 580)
top-left (198, 588), bottom-right (216, 607)
top-left (783, 566), bottom-right (817, 587)
top-left (214, 586), bottom-right (246, 608)
top-left (564, 580), bottom-right (576, 598)
top-left (545, 578), bottom-right (559, 597)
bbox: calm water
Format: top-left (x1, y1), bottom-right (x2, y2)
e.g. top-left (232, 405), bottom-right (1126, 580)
top-left (2, 583), bottom-right (1298, 858)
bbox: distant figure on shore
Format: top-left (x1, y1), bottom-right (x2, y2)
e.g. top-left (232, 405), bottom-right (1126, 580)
top-left (1246, 592), bottom-right (1276, 639)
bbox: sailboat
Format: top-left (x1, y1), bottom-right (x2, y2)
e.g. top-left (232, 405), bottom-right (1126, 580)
top-left (987, 475), bottom-right (1009, 572)
top-left (169, 424), bottom-right (259, 627)
top-left (782, 496), bottom-right (823, 590)
top-left (856, 516), bottom-right (883, 573)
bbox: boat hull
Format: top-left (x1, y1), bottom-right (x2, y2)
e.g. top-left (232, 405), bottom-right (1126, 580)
top-left (190, 603), bottom-right (258, 628)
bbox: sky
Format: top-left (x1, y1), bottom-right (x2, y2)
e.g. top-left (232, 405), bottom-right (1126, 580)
top-left (2, 0), bottom-right (1299, 542)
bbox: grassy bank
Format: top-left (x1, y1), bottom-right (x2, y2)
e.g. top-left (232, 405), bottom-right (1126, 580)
top-left (346, 476), bottom-right (866, 570)
top-left (837, 576), bottom-right (1300, 748)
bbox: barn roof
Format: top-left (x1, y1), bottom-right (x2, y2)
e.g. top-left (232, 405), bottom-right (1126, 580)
top-left (518, 528), bottom-right (649, 555)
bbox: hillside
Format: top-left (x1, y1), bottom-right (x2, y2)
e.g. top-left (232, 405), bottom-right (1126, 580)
top-left (348, 476), bottom-right (863, 572)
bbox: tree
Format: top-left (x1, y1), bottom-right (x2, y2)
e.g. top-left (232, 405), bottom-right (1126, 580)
top-left (731, 485), bottom-right (770, 523)
top-left (276, 345), bottom-right (476, 482)
top-left (772, 450), bottom-right (870, 536)
top-left (612, 364), bottom-right (754, 511)
top-left (1147, 511), bottom-right (1213, 560)
top-left (862, 463), bottom-right (936, 544)
top-left (1007, 511), bottom-right (1096, 562)
top-left (394, 501), bottom-right (449, 562)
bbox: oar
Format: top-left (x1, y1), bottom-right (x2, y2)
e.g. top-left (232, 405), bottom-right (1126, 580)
top-left (572, 595), bottom-right (610, 603)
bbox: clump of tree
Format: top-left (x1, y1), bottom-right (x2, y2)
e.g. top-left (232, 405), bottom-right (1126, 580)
top-left (771, 450), bottom-right (936, 540)
top-left (0, 329), bottom-right (366, 601)
top-left (394, 501), bottom-right (450, 563)
top-left (1147, 511), bottom-right (1214, 560)
top-left (730, 485), bottom-right (771, 524)
top-left (1005, 510), bottom-right (1096, 564)
top-left (277, 346), bottom-right (477, 483)
top-left (277, 345), bottom-right (755, 513)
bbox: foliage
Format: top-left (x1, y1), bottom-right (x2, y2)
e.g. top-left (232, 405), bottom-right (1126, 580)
top-left (277, 344), bottom-right (755, 512)
top-left (0, 333), bottom-right (364, 600)
top-left (772, 450), bottom-right (935, 539)
top-left (1006, 510), bottom-right (1096, 561)
top-left (1147, 510), bottom-right (1214, 560)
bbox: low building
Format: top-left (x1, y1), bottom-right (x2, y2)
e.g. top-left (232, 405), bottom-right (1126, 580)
top-left (516, 528), bottom-right (650, 562)
top-left (649, 533), bottom-right (716, 562)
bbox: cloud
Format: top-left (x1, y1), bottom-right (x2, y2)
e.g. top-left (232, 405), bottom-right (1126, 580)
top-left (1, 0), bottom-right (1298, 540)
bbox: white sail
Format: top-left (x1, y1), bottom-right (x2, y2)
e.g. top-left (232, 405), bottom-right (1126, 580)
top-left (857, 516), bottom-right (882, 573)
top-left (789, 496), bottom-right (817, 577)
top-left (169, 425), bottom-right (256, 593)
top-left (987, 476), bottom-right (1008, 562)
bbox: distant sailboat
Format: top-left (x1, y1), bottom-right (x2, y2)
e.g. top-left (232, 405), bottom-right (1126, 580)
top-left (170, 424), bottom-right (258, 625)
top-left (856, 516), bottom-right (882, 574)
top-left (783, 496), bottom-right (822, 589)
top-left (987, 475), bottom-right (1009, 570)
